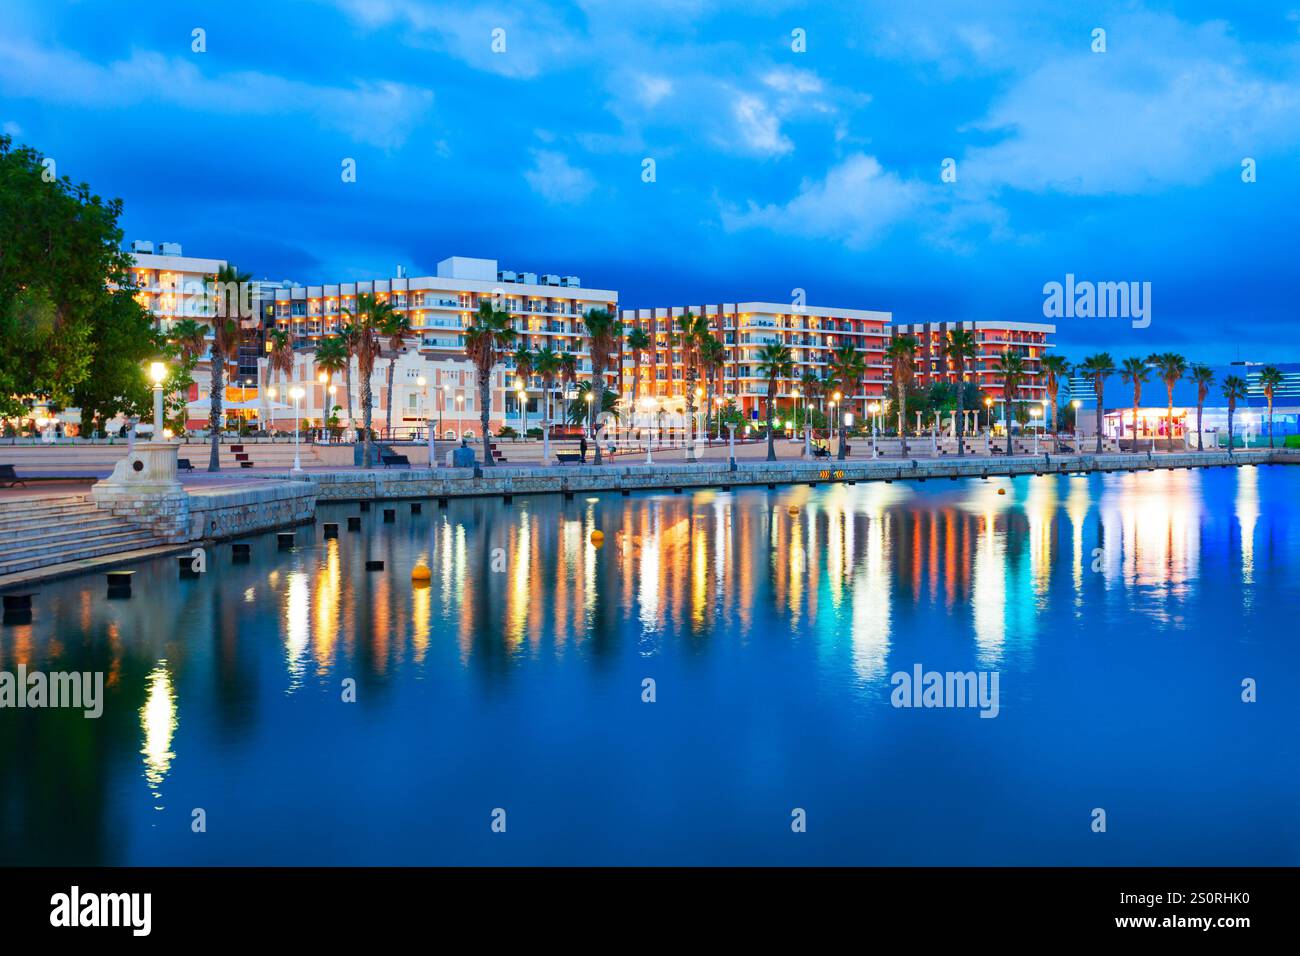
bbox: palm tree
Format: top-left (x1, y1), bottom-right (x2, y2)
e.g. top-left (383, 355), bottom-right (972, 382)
top-left (1222, 375), bottom-right (1248, 453)
top-left (1078, 353), bottom-right (1116, 453)
top-left (266, 328), bottom-right (294, 378)
top-left (756, 342), bottom-right (794, 462)
top-left (352, 293), bottom-right (395, 467)
top-left (885, 334), bottom-right (918, 456)
top-left (380, 310), bottom-right (413, 439)
top-left (1258, 365), bottom-right (1283, 449)
top-left (698, 334), bottom-right (725, 440)
top-left (675, 310), bottom-right (707, 444)
top-left (313, 335), bottom-right (349, 413)
top-left (533, 346), bottom-right (560, 433)
top-left (558, 351), bottom-right (578, 420)
top-left (512, 345), bottom-right (535, 437)
top-left (1188, 364), bottom-right (1215, 451)
top-left (994, 350), bottom-right (1026, 445)
top-left (1040, 353), bottom-right (1070, 442)
top-left (829, 344), bottom-right (866, 460)
top-left (1150, 352), bottom-right (1188, 451)
top-left (338, 322), bottom-right (360, 435)
top-left (582, 308), bottom-right (621, 465)
top-left (464, 299), bottom-right (516, 466)
top-left (169, 318), bottom-right (209, 363)
top-left (798, 372), bottom-right (822, 437)
top-left (626, 326), bottom-right (651, 408)
top-left (1119, 357), bottom-right (1149, 450)
top-left (942, 329), bottom-right (980, 453)
top-left (206, 263), bottom-right (251, 471)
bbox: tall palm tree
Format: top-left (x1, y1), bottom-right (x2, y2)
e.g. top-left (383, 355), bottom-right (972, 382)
top-left (380, 310), bottom-right (413, 439)
top-left (1040, 353), bottom-right (1070, 441)
top-left (1150, 352), bottom-right (1188, 451)
top-left (798, 372), bottom-right (822, 435)
top-left (267, 328), bottom-right (294, 378)
top-left (313, 336), bottom-right (349, 414)
top-left (582, 308), bottom-right (621, 465)
top-left (756, 342), bottom-right (794, 462)
top-left (885, 334), bottom-right (918, 456)
top-left (994, 350), bottom-right (1026, 442)
top-left (512, 345), bottom-right (535, 436)
top-left (206, 263), bottom-right (251, 471)
top-left (1258, 365), bottom-right (1283, 449)
top-left (675, 310), bottom-right (707, 444)
top-left (1222, 375), bottom-right (1248, 453)
top-left (464, 299), bottom-right (516, 466)
top-left (533, 346), bottom-right (560, 432)
top-left (169, 318), bottom-right (209, 363)
top-left (558, 351), bottom-right (578, 417)
top-left (1119, 356), bottom-right (1149, 449)
top-left (626, 326), bottom-right (651, 408)
top-left (1188, 364), bottom-right (1215, 451)
top-left (1078, 353), bottom-right (1116, 453)
top-left (698, 334), bottom-right (725, 440)
top-left (352, 293), bottom-right (395, 467)
top-left (829, 344), bottom-right (866, 460)
top-left (942, 328), bottom-right (980, 453)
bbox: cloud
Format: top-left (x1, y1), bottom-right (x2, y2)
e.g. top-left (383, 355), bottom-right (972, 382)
top-left (0, 37), bottom-right (433, 147)
top-left (732, 94), bottom-right (792, 156)
top-left (524, 149), bottom-right (596, 203)
top-left (722, 154), bottom-right (929, 247)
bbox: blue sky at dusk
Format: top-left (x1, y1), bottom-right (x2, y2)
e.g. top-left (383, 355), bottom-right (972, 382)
top-left (2, 0), bottom-right (1297, 363)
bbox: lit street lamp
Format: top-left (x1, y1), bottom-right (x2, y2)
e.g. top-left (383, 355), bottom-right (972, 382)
top-left (289, 385), bottom-right (305, 476)
top-left (149, 361), bottom-right (167, 440)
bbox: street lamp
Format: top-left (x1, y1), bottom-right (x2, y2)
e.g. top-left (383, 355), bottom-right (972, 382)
top-left (289, 385), bottom-right (305, 476)
top-left (984, 396), bottom-right (995, 431)
top-left (456, 392), bottom-right (465, 438)
top-left (1030, 405), bottom-right (1042, 454)
top-left (641, 396), bottom-right (657, 464)
top-left (149, 361), bottom-right (167, 440)
top-left (584, 390), bottom-right (594, 439)
top-left (868, 401), bottom-right (881, 458)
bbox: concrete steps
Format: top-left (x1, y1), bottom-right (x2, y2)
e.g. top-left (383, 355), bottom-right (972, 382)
top-left (0, 495), bottom-right (166, 579)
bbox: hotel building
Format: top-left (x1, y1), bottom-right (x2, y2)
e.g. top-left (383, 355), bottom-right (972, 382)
top-left (124, 241), bottom-right (227, 335)
top-left (619, 303), bottom-right (892, 423)
top-left (893, 320), bottom-right (1056, 406)
top-left (263, 257), bottom-right (619, 437)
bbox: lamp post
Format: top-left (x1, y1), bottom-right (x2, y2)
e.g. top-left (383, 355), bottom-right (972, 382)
top-left (289, 386), bottom-right (305, 476)
top-left (1030, 405), bottom-right (1042, 454)
top-left (727, 422), bottom-right (736, 470)
top-left (584, 390), bottom-right (594, 439)
top-left (149, 361), bottom-right (167, 440)
top-left (643, 397), bottom-right (656, 464)
top-left (442, 382), bottom-right (450, 441)
top-left (869, 401), bottom-right (880, 458)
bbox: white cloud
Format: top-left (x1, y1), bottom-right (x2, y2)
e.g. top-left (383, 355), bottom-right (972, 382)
top-left (524, 149), bottom-right (596, 203)
top-left (0, 38), bottom-right (433, 147)
top-left (732, 94), bottom-right (792, 156)
top-left (634, 74), bottom-right (674, 108)
top-left (722, 154), bottom-right (928, 247)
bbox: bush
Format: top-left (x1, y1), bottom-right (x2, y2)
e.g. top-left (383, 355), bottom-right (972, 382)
top-left (497, 426), bottom-right (518, 439)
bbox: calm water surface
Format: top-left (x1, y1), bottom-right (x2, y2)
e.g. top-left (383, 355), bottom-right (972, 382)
top-left (2, 466), bottom-right (1298, 864)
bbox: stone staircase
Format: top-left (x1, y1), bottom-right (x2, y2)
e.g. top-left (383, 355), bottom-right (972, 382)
top-left (0, 493), bottom-right (166, 578)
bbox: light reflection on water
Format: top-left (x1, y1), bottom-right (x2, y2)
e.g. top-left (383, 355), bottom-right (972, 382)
top-left (2, 465), bottom-right (1298, 865)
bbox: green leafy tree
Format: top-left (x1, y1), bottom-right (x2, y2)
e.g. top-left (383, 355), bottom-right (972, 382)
top-left (70, 292), bottom-right (161, 435)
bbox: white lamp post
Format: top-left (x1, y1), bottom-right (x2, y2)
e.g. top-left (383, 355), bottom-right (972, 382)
top-left (1031, 405), bottom-right (1042, 454)
top-left (727, 423), bottom-right (736, 470)
top-left (643, 397), bottom-right (656, 464)
top-left (149, 361), bottom-right (167, 440)
top-left (289, 386), bottom-right (305, 476)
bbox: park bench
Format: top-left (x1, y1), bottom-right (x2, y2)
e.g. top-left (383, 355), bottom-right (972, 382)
top-left (177, 458), bottom-right (194, 471)
top-left (0, 464), bottom-right (26, 487)
top-left (381, 453), bottom-right (411, 468)
top-left (556, 453), bottom-right (584, 465)
top-left (811, 444), bottom-right (831, 459)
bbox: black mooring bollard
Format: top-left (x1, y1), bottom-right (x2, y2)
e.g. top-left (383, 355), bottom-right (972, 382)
top-left (365, 559), bottom-right (384, 571)
top-left (347, 516), bottom-right (361, 531)
top-left (383, 508), bottom-right (395, 522)
top-left (323, 523), bottom-right (339, 538)
top-left (359, 501), bottom-right (370, 512)
top-left (411, 502), bottom-right (422, 514)
top-left (178, 555), bottom-right (200, 578)
top-left (232, 542), bottom-right (251, 562)
top-left (277, 532), bottom-right (295, 549)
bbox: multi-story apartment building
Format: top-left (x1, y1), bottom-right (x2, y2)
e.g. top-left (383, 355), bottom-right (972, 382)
top-left (264, 257), bottom-right (618, 436)
top-left (619, 303), bottom-right (891, 423)
top-left (124, 241), bottom-right (227, 334)
top-left (894, 320), bottom-right (1056, 407)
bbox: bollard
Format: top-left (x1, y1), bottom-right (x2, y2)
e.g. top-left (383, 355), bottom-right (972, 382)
top-left (437, 497), bottom-right (448, 508)
top-left (323, 523), bottom-right (339, 538)
top-left (620, 488), bottom-right (630, 497)
top-left (359, 501), bottom-right (370, 512)
top-left (232, 543), bottom-right (251, 562)
top-left (365, 559), bottom-right (384, 571)
top-left (411, 503), bottom-right (422, 514)
top-left (347, 516), bottom-right (361, 531)
top-left (503, 494), bottom-right (513, 505)
top-left (277, 532), bottom-right (295, 550)
top-left (767, 483), bottom-right (777, 490)
top-left (563, 491), bottom-right (574, 501)
top-left (3, 593), bottom-right (34, 611)
top-left (383, 508), bottom-right (395, 522)
top-left (178, 555), bottom-right (200, 579)
top-left (672, 487), bottom-right (682, 494)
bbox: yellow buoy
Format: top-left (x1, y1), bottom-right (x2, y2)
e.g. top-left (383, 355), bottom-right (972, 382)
top-left (787, 505), bottom-right (799, 516)
top-left (590, 530), bottom-right (605, 546)
top-left (997, 487), bottom-right (1006, 496)
top-left (411, 562), bottom-right (432, 582)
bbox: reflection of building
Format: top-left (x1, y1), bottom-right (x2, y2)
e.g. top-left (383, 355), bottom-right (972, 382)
top-left (893, 320), bottom-right (1056, 404)
top-left (620, 302), bottom-right (892, 421)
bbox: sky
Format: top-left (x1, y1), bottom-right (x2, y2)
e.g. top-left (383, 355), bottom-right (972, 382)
top-left (2, 0), bottom-right (1298, 363)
